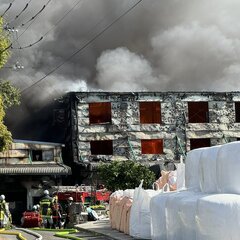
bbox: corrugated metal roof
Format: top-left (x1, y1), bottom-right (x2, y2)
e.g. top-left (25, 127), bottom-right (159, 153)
top-left (0, 163), bottom-right (71, 175)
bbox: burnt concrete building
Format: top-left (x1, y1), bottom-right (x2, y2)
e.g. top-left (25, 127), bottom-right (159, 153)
top-left (64, 92), bottom-right (240, 182)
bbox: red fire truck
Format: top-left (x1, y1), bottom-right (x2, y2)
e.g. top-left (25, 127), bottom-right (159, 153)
top-left (56, 186), bottom-right (111, 204)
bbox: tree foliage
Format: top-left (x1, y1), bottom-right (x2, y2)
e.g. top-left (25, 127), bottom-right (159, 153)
top-left (0, 81), bottom-right (20, 109)
top-left (0, 17), bottom-right (20, 151)
top-left (0, 96), bottom-right (12, 151)
top-left (0, 17), bottom-right (10, 68)
top-left (97, 160), bottom-right (156, 192)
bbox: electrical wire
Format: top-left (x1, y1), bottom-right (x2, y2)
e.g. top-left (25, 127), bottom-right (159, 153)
top-left (1, 0), bottom-right (52, 52)
top-left (3, 0), bottom-right (81, 51)
top-left (21, 4), bottom-right (46, 26)
top-left (20, 0), bottom-right (143, 94)
top-left (10, 3), bottom-right (30, 23)
top-left (7, 0), bottom-right (33, 25)
top-left (1, 3), bottom-right (12, 18)
top-left (11, 36), bottom-right (43, 49)
top-left (11, 0), bottom-right (82, 50)
top-left (16, 0), bottom-right (52, 38)
top-left (41, 0), bottom-right (82, 38)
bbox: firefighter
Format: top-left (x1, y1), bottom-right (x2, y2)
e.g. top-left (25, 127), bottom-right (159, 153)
top-left (51, 192), bottom-right (63, 229)
top-left (0, 195), bottom-right (11, 228)
top-left (64, 197), bottom-right (73, 228)
top-left (39, 190), bottom-right (53, 228)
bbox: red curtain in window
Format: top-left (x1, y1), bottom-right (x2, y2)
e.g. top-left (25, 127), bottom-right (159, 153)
top-left (89, 102), bottom-right (111, 124)
top-left (140, 102), bottom-right (161, 124)
top-left (141, 139), bottom-right (163, 154)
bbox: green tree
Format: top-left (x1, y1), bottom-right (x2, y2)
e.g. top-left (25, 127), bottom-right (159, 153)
top-left (0, 96), bottom-right (12, 151)
top-left (97, 160), bottom-right (156, 192)
top-left (0, 81), bottom-right (20, 109)
top-left (0, 17), bottom-right (20, 151)
top-left (0, 17), bottom-right (10, 68)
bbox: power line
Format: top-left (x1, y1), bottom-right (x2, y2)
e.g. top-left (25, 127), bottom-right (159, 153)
top-left (41, 0), bottom-right (82, 39)
top-left (1, 3), bottom-right (12, 18)
top-left (2, 0), bottom-right (81, 52)
top-left (11, 36), bottom-right (43, 49)
top-left (20, 0), bottom-right (143, 94)
top-left (11, 0), bottom-right (82, 50)
top-left (21, 4), bottom-right (46, 26)
top-left (7, 1), bottom-right (31, 25)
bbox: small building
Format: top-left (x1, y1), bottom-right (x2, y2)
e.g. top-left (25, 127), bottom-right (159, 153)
top-left (64, 91), bottom-right (240, 183)
top-left (0, 139), bottom-right (71, 224)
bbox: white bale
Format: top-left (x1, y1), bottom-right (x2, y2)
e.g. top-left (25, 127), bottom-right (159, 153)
top-left (199, 145), bottom-right (221, 193)
top-left (130, 183), bottom-right (158, 239)
top-left (196, 194), bottom-right (240, 240)
top-left (129, 184), bottom-right (143, 238)
top-left (185, 148), bottom-right (207, 191)
top-left (217, 141), bottom-right (240, 194)
top-left (139, 190), bottom-right (159, 239)
top-left (150, 191), bottom-right (179, 240)
top-left (178, 192), bottom-right (207, 240)
top-left (176, 157), bottom-right (185, 190)
top-left (166, 191), bottom-right (197, 240)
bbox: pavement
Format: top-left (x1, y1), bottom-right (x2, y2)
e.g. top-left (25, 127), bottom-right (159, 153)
top-left (75, 219), bottom-right (135, 240)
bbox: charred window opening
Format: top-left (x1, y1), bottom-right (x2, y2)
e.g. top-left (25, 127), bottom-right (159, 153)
top-left (190, 138), bottom-right (211, 150)
top-left (235, 102), bottom-right (240, 122)
top-left (89, 102), bottom-right (111, 124)
top-left (188, 102), bottom-right (209, 123)
top-left (141, 139), bottom-right (163, 154)
top-left (90, 140), bottom-right (113, 155)
top-left (32, 150), bottom-right (42, 161)
top-left (140, 102), bottom-right (161, 124)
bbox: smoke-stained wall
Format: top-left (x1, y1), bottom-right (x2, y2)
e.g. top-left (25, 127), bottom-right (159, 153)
top-left (65, 92), bottom-right (240, 165)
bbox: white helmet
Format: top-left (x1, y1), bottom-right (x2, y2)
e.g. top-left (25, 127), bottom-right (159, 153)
top-left (68, 197), bottom-right (73, 201)
top-left (43, 190), bottom-right (49, 195)
top-left (36, 204), bottom-right (40, 209)
top-left (32, 205), bottom-right (37, 210)
top-left (0, 195), bottom-right (5, 200)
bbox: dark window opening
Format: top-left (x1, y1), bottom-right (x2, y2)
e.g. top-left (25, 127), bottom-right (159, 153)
top-left (188, 102), bottom-right (209, 123)
top-left (235, 102), bottom-right (240, 122)
top-left (32, 150), bottom-right (42, 161)
top-left (141, 139), bottom-right (163, 154)
top-left (140, 102), bottom-right (161, 124)
top-left (90, 140), bottom-right (113, 155)
top-left (89, 102), bottom-right (111, 124)
top-left (190, 138), bottom-right (211, 150)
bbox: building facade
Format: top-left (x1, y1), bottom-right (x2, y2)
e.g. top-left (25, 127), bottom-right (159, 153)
top-left (0, 139), bottom-right (71, 223)
top-left (64, 92), bottom-right (240, 168)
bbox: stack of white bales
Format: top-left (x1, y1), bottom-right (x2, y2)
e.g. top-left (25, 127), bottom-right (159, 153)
top-left (150, 141), bottom-right (240, 240)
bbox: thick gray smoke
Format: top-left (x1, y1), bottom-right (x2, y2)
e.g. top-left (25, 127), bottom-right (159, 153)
top-left (1, 0), bottom-right (240, 139)
top-left (1, 0), bottom-right (240, 98)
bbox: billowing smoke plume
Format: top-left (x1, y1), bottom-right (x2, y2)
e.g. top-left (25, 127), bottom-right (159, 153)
top-left (1, 0), bottom-right (240, 139)
top-left (95, 47), bottom-right (159, 91)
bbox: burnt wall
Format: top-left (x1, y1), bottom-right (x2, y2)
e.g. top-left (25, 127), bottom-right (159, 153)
top-left (65, 92), bottom-right (240, 164)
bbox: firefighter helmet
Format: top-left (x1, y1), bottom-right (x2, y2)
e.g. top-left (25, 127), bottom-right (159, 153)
top-left (43, 190), bottom-right (49, 195)
top-left (0, 195), bottom-right (5, 200)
